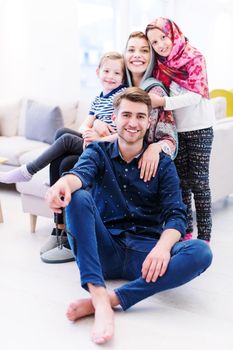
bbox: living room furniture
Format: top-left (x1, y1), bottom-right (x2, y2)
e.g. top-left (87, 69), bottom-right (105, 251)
top-left (210, 89), bottom-right (233, 117)
top-left (0, 97), bottom-right (90, 231)
top-left (1, 96), bottom-right (233, 232)
top-left (0, 156), bottom-right (8, 223)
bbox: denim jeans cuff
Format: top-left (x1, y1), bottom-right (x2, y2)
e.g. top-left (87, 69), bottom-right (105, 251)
top-left (81, 280), bottom-right (106, 292)
top-left (114, 288), bottom-right (128, 311)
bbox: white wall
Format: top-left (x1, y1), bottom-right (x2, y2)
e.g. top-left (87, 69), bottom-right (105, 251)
top-left (0, 0), bottom-right (80, 103)
top-left (126, 0), bottom-right (233, 91)
top-left (168, 0), bottom-right (233, 90)
top-left (0, 0), bottom-right (232, 103)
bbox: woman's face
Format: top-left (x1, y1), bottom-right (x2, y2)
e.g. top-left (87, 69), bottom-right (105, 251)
top-left (125, 37), bottom-right (151, 76)
top-left (147, 28), bottom-right (173, 57)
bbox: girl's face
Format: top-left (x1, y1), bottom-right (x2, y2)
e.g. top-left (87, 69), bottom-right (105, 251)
top-left (147, 28), bottom-right (173, 57)
top-left (125, 37), bottom-right (151, 76)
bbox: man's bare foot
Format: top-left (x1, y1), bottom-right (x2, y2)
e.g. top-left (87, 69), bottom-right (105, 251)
top-left (66, 298), bottom-right (94, 321)
top-left (88, 285), bottom-right (115, 344)
top-left (91, 296), bottom-right (114, 344)
top-left (66, 290), bottom-right (120, 322)
top-left (66, 290), bottom-right (119, 343)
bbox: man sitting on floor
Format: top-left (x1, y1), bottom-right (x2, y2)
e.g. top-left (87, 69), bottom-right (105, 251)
top-left (46, 87), bottom-right (213, 345)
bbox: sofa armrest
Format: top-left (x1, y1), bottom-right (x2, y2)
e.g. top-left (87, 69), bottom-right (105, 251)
top-left (211, 97), bottom-right (226, 121)
top-left (210, 89), bottom-right (233, 117)
top-left (210, 121), bottom-right (233, 202)
top-left (0, 100), bottom-right (21, 136)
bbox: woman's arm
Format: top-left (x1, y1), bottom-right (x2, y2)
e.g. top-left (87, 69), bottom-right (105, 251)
top-left (138, 86), bottom-right (178, 181)
top-left (148, 85), bottom-right (177, 156)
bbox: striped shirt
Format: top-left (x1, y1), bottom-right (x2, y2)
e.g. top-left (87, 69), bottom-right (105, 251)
top-left (89, 85), bottom-right (126, 131)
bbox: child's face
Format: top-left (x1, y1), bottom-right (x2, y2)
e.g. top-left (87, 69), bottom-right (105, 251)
top-left (147, 28), bottom-right (173, 57)
top-left (97, 59), bottom-right (124, 93)
top-left (125, 37), bottom-right (150, 77)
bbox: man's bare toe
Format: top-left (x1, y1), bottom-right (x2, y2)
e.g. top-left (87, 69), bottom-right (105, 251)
top-left (91, 305), bottom-right (114, 344)
top-left (92, 325), bottom-right (114, 344)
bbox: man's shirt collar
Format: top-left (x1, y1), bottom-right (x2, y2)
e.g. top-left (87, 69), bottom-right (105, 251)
top-left (110, 139), bottom-right (147, 162)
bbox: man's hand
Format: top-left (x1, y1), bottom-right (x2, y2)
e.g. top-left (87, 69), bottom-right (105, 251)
top-left (141, 244), bottom-right (171, 283)
top-left (141, 229), bottom-right (181, 282)
top-left (138, 143), bottom-right (162, 182)
top-left (45, 178), bottom-right (72, 213)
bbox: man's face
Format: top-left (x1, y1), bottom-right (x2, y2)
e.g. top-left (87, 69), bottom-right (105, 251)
top-left (112, 99), bottom-right (150, 145)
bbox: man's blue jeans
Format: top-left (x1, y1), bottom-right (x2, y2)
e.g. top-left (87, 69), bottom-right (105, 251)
top-left (65, 190), bottom-right (213, 311)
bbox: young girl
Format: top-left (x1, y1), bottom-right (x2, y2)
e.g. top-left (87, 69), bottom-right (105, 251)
top-left (146, 17), bottom-right (215, 242)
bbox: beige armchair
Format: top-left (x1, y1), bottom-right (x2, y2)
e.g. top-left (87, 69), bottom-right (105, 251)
top-left (16, 99), bottom-right (90, 232)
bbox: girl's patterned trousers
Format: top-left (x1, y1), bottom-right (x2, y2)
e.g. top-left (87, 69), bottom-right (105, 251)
top-left (175, 127), bottom-right (214, 241)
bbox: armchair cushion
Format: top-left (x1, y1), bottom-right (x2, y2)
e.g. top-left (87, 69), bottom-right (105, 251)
top-left (210, 97), bottom-right (226, 121)
top-left (25, 100), bottom-right (64, 144)
top-left (0, 100), bottom-right (20, 136)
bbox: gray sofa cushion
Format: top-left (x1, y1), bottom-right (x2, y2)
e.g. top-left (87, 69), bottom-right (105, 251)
top-left (0, 136), bottom-right (49, 166)
top-left (25, 101), bottom-right (64, 144)
top-left (0, 100), bottom-right (20, 137)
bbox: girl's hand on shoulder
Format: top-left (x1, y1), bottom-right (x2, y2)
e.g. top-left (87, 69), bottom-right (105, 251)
top-left (148, 92), bottom-right (165, 108)
top-left (138, 143), bottom-right (162, 182)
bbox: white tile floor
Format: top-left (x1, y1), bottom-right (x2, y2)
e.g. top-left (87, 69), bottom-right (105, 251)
top-left (1, 184), bottom-right (233, 350)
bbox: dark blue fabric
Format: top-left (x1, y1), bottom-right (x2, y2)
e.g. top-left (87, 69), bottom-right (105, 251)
top-left (66, 140), bottom-right (187, 238)
top-left (65, 190), bottom-right (213, 310)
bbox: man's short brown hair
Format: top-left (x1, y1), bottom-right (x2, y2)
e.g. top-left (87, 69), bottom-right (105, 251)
top-left (113, 87), bottom-right (152, 115)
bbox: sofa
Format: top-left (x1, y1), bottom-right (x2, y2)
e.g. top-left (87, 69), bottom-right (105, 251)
top-left (209, 97), bottom-right (233, 202)
top-left (1, 96), bottom-right (233, 232)
top-left (0, 97), bottom-right (89, 231)
top-left (210, 89), bottom-right (233, 117)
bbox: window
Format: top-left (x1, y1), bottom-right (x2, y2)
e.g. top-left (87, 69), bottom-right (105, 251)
top-left (79, 0), bottom-right (114, 98)
top-left (128, 0), bottom-right (165, 32)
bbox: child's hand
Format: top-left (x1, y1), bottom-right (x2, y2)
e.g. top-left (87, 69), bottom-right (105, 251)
top-left (82, 129), bottom-right (100, 143)
top-left (148, 92), bottom-right (165, 108)
top-left (93, 119), bottom-right (114, 136)
top-left (138, 143), bottom-right (162, 182)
